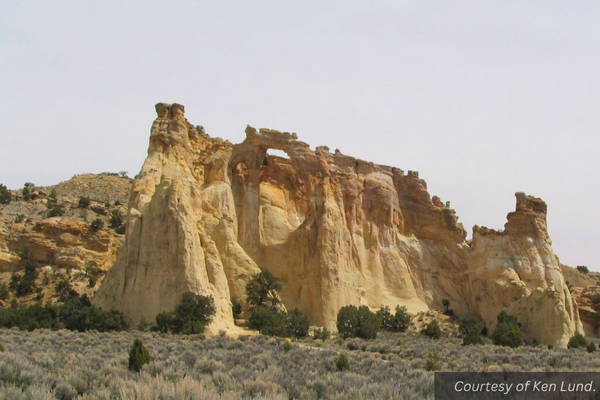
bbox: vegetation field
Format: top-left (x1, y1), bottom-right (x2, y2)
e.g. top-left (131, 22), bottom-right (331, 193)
top-left (1, 329), bottom-right (600, 400)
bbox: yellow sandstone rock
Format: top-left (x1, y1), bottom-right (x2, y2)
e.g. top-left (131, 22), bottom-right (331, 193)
top-left (93, 103), bottom-right (582, 345)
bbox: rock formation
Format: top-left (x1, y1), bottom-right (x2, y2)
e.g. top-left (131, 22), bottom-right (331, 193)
top-left (94, 103), bottom-right (582, 345)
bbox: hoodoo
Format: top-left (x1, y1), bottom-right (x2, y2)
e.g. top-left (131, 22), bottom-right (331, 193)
top-left (93, 103), bottom-right (581, 345)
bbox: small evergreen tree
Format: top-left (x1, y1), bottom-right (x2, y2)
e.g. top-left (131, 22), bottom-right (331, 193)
top-left (231, 298), bottom-right (243, 318)
top-left (155, 312), bottom-right (172, 333)
top-left (286, 308), bottom-right (310, 338)
top-left (0, 184), bottom-right (11, 204)
top-left (568, 332), bottom-right (588, 349)
top-left (246, 271), bottom-right (282, 309)
top-left (492, 311), bottom-right (524, 348)
top-left (336, 305), bottom-right (380, 340)
top-left (170, 292), bottom-right (216, 334)
top-left (78, 196), bottom-right (91, 208)
top-left (90, 218), bottom-right (104, 232)
top-left (587, 342), bottom-right (597, 353)
top-left (128, 338), bottom-right (151, 372)
top-left (46, 189), bottom-right (58, 209)
top-left (109, 210), bottom-right (124, 229)
top-left (22, 183), bottom-right (34, 201)
top-left (422, 320), bottom-right (441, 339)
top-left (335, 353), bottom-right (350, 371)
top-left (577, 265), bottom-right (589, 274)
top-left (459, 317), bottom-right (485, 346)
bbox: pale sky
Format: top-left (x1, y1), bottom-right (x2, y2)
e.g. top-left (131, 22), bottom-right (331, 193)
top-left (1, 1), bottom-right (598, 270)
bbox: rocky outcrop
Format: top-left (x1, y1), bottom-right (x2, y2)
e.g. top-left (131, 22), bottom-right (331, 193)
top-left (94, 103), bottom-right (582, 345)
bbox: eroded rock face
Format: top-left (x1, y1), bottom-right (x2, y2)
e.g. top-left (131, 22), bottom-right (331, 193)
top-left (94, 103), bottom-right (582, 345)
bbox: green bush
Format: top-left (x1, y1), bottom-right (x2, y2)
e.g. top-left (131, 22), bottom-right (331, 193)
top-left (59, 295), bottom-right (129, 332)
top-left (47, 205), bottom-right (65, 217)
top-left (460, 317), bottom-right (485, 346)
top-left (587, 342), bottom-right (597, 353)
top-left (577, 265), bottom-right (589, 274)
top-left (109, 210), bottom-right (124, 229)
top-left (425, 350), bottom-right (442, 371)
top-left (491, 311), bottom-right (524, 348)
top-left (335, 353), bottom-right (350, 371)
top-left (246, 271), bottom-right (282, 309)
top-left (155, 312), bottom-right (172, 333)
top-left (0, 343), bottom-right (4, 352)
top-left (9, 248), bottom-right (38, 297)
top-left (14, 214), bottom-right (25, 224)
top-left (231, 298), bottom-right (243, 317)
top-left (313, 327), bottom-right (331, 340)
top-left (22, 183), bottom-right (34, 201)
top-left (0, 283), bottom-right (8, 301)
top-left (286, 308), bottom-right (310, 338)
top-left (90, 218), bottom-right (104, 232)
top-left (55, 279), bottom-right (76, 302)
top-left (169, 292), bottom-right (216, 334)
top-left (115, 225), bottom-right (126, 235)
top-left (377, 305), bottom-right (410, 332)
top-left (128, 338), bottom-right (151, 372)
top-left (0, 184), bottom-right (11, 204)
top-left (46, 189), bottom-right (58, 209)
top-left (78, 196), bottom-right (91, 208)
top-left (421, 320), bottom-right (441, 339)
top-left (249, 307), bottom-right (286, 336)
top-left (248, 307), bottom-right (310, 338)
top-left (336, 305), bottom-right (380, 340)
top-left (568, 332), bottom-right (588, 349)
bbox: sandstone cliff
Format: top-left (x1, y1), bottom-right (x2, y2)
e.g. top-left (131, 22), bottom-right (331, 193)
top-left (0, 174), bottom-right (131, 303)
top-left (94, 103), bottom-right (582, 345)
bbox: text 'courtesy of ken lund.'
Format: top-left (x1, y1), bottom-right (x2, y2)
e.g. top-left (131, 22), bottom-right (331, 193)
top-left (435, 372), bottom-right (600, 400)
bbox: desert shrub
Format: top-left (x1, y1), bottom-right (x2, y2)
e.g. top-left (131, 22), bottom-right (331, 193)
top-left (0, 343), bottom-right (3, 352)
top-left (283, 338), bottom-right (293, 352)
top-left (47, 205), bottom-right (65, 217)
top-left (59, 294), bottom-right (129, 332)
top-left (377, 305), bottom-right (410, 332)
top-left (90, 218), bottom-right (104, 232)
top-left (249, 307), bottom-right (287, 336)
top-left (46, 189), bottom-right (58, 208)
top-left (0, 283), bottom-right (8, 301)
top-left (246, 271), bottom-right (282, 309)
top-left (231, 298), bottom-right (243, 317)
top-left (0, 302), bottom-right (60, 331)
top-left (313, 327), bottom-right (331, 340)
top-left (587, 342), bottom-right (597, 353)
top-left (577, 265), bottom-right (589, 274)
top-left (21, 183), bottom-right (34, 201)
top-left (109, 210), bottom-right (123, 229)
top-left (155, 312), bottom-right (172, 333)
top-left (568, 332), bottom-right (588, 349)
top-left (286, 308), bottom-right (310, 338)
top-left (0, 184), bottom-right (11, 204)
top-left (78, 196), bottom-right (91, 208)
top-left (169, 292), bottom-right (216, 334)
top-left (115, 225), bottom-right (126, 235)
top-left (492, 311), bottom-right (524, 348)
top-left (128, 338), bottom-right (151, 372)
top-left (422, 320), bottom-right (441, 339)
top-left (9, 248), bottom-right (38, 297)
top-left (425, 350), bottom-right (442, 371)
top-left (14, 214), bottom-right (25, 224)
top-left (335, 353), bottom-right (350, 371)
top-left (248, 307), bottom-right (310, 338)
top-left (460, 317), bottom-right (485, 346)
top-left (55, 279), bottom-right (76, 302)
top-left (337, 305), bottom-right (380, 340)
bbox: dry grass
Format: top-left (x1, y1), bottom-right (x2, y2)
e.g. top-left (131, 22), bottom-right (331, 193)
top-left (1, 328), bottom-right (599, 399)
